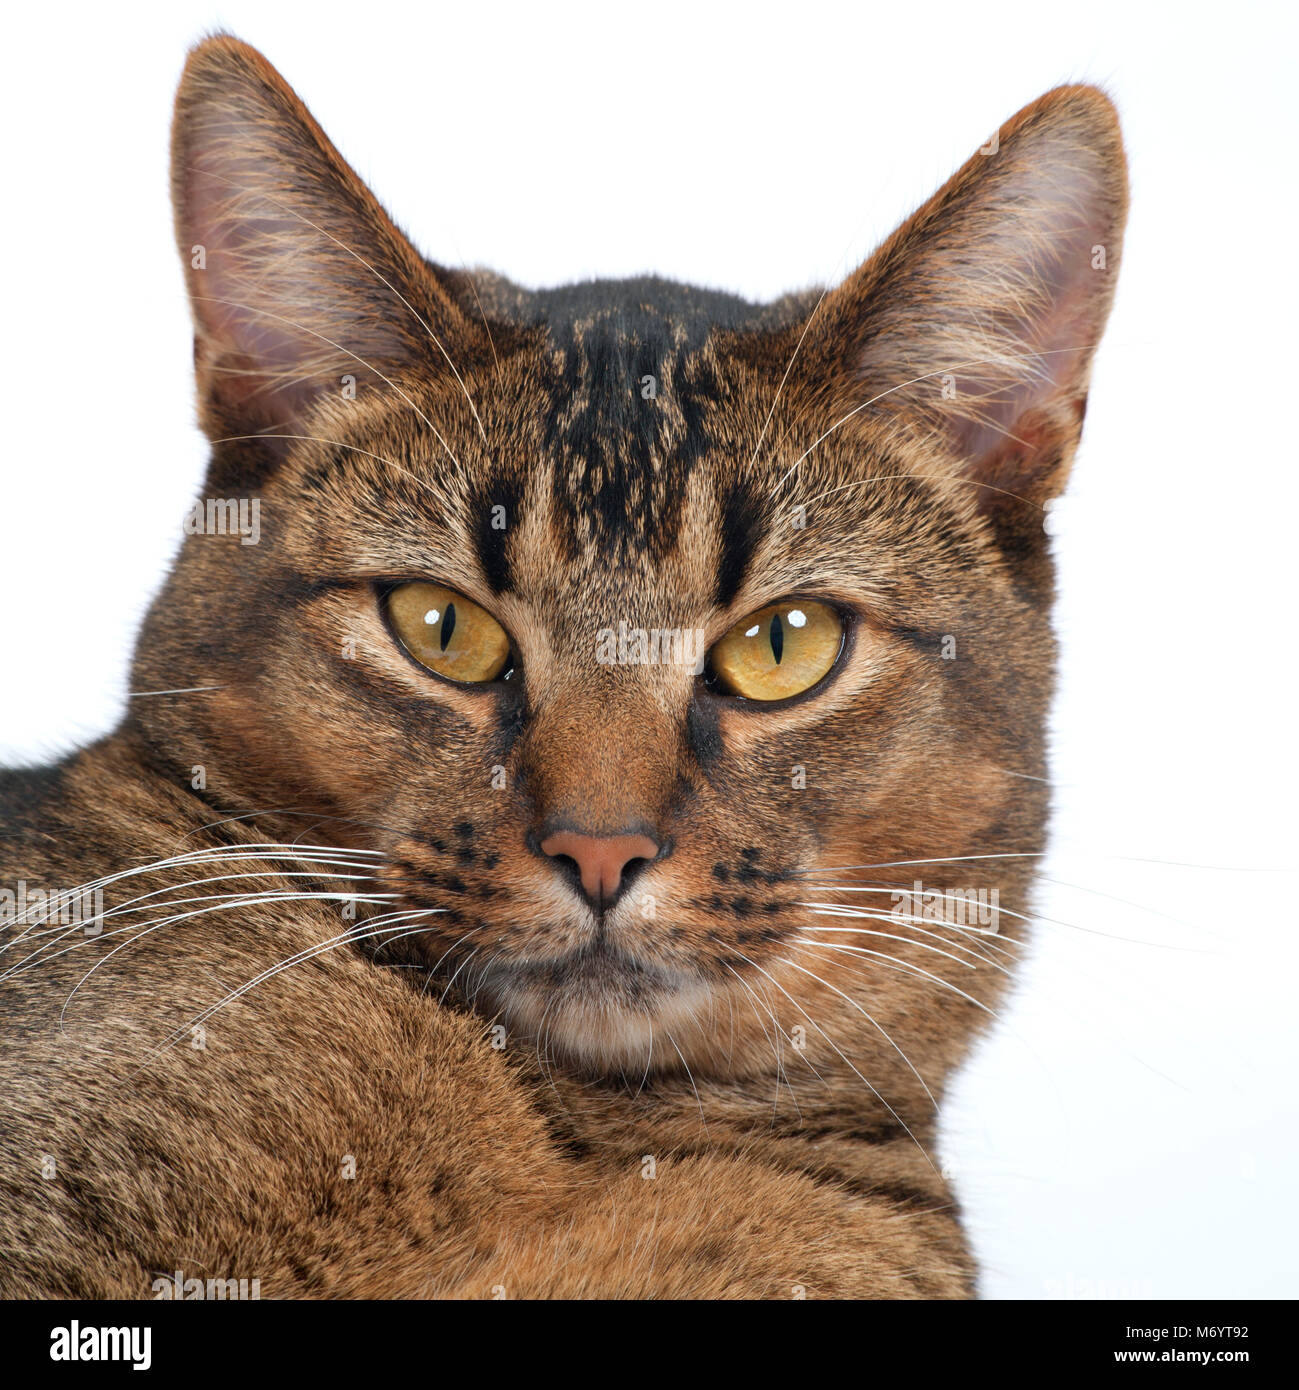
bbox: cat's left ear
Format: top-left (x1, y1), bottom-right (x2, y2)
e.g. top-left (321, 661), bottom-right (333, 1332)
top-left (171, 35), bottom-right (484, 453)
top-left (808, 85), bottom-right (1128, 525)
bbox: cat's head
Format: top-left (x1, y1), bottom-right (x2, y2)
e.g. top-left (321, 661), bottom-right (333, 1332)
top-left (134, 36), bottom-right (1126, 1103)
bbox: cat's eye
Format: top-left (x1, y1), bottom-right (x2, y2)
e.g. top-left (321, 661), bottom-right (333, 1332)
top-left (709, 599), bottom-right (845, 701)
top-left (385, 582), bottom-right (511, 684)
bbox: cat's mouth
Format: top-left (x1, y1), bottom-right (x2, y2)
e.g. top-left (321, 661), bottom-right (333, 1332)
top-left (484, 936), bottom-right (686, 999)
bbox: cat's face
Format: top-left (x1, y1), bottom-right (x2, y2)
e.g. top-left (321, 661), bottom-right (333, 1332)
top-left (135, 38), bottom-right (1125, 1090)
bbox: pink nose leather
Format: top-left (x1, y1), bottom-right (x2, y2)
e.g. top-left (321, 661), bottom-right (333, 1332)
top-left (539, 831), bottom-right (659, 906)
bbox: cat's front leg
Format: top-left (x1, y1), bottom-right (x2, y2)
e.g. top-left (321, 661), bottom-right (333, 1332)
top-left (420, 1151), bottom-right (973, 1300)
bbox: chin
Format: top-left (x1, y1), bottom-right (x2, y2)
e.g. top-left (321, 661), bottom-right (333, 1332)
top-left (478, 946), bottom-right (719, 1075)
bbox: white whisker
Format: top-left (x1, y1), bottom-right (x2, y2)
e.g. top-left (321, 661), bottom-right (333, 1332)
top-left (728, 947), bottom-right (935, 1168)
top-left (793, 938), bottom-right (995, 1015)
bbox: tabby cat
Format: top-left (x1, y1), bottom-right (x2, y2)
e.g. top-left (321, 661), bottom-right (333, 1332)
top-left (0, 35), bottom-right (1126, 1298)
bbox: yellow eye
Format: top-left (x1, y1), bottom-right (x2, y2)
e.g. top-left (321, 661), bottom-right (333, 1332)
top-left (710, 599), bottom-right (844, 701)
top-left (385, 582), bottom-right (511, 684)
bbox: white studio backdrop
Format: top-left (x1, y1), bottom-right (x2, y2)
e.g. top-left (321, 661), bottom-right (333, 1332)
top-left (2, 0), bottom-right (1295, 1297)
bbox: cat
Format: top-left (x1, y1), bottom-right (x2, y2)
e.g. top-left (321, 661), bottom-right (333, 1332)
top-left (0, 34), bottom-right (1126, 1298)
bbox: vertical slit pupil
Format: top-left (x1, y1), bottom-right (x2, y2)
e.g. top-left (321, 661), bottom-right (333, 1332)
top-left (440, 602), bottom-right (457, 652)
top-left (769, 612), bottom-right (784, 664)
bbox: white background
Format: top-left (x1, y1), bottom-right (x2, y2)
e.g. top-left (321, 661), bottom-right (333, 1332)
top-left (2, 1), bottom-right (1295, 1297)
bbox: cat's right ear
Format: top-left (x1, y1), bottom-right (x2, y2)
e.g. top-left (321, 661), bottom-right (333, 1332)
top-left (171, 35), bottom-right (479, 455)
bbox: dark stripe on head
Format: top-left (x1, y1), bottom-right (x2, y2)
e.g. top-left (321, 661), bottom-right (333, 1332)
top-left (715, 484), bottom-right (762, 607)
top-left (471, 473), bottom-right (524, 593)
top-left (541, 303), bottom-right (723, 564)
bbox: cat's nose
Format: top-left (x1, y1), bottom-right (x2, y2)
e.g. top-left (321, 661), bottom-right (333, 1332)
top-left (539, 829), bottom-right (660, 912)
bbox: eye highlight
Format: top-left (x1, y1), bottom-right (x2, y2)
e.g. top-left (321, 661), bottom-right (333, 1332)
top-left (385, 582), bottom-right (511, 684)
top-left (709, 599), bottom-right (845, 701)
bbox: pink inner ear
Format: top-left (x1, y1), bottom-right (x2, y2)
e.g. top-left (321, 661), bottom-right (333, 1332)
top-left (184, 129), bottom-right (338, 401)
top-left (829, 94), bottom-right (1125, 508)
top-left (951, 274), bottom-right (1100, 466)
top-left (175, 77), bottom-right (435, 427)
top-left (949, 146), bottom-right (1119, 467)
